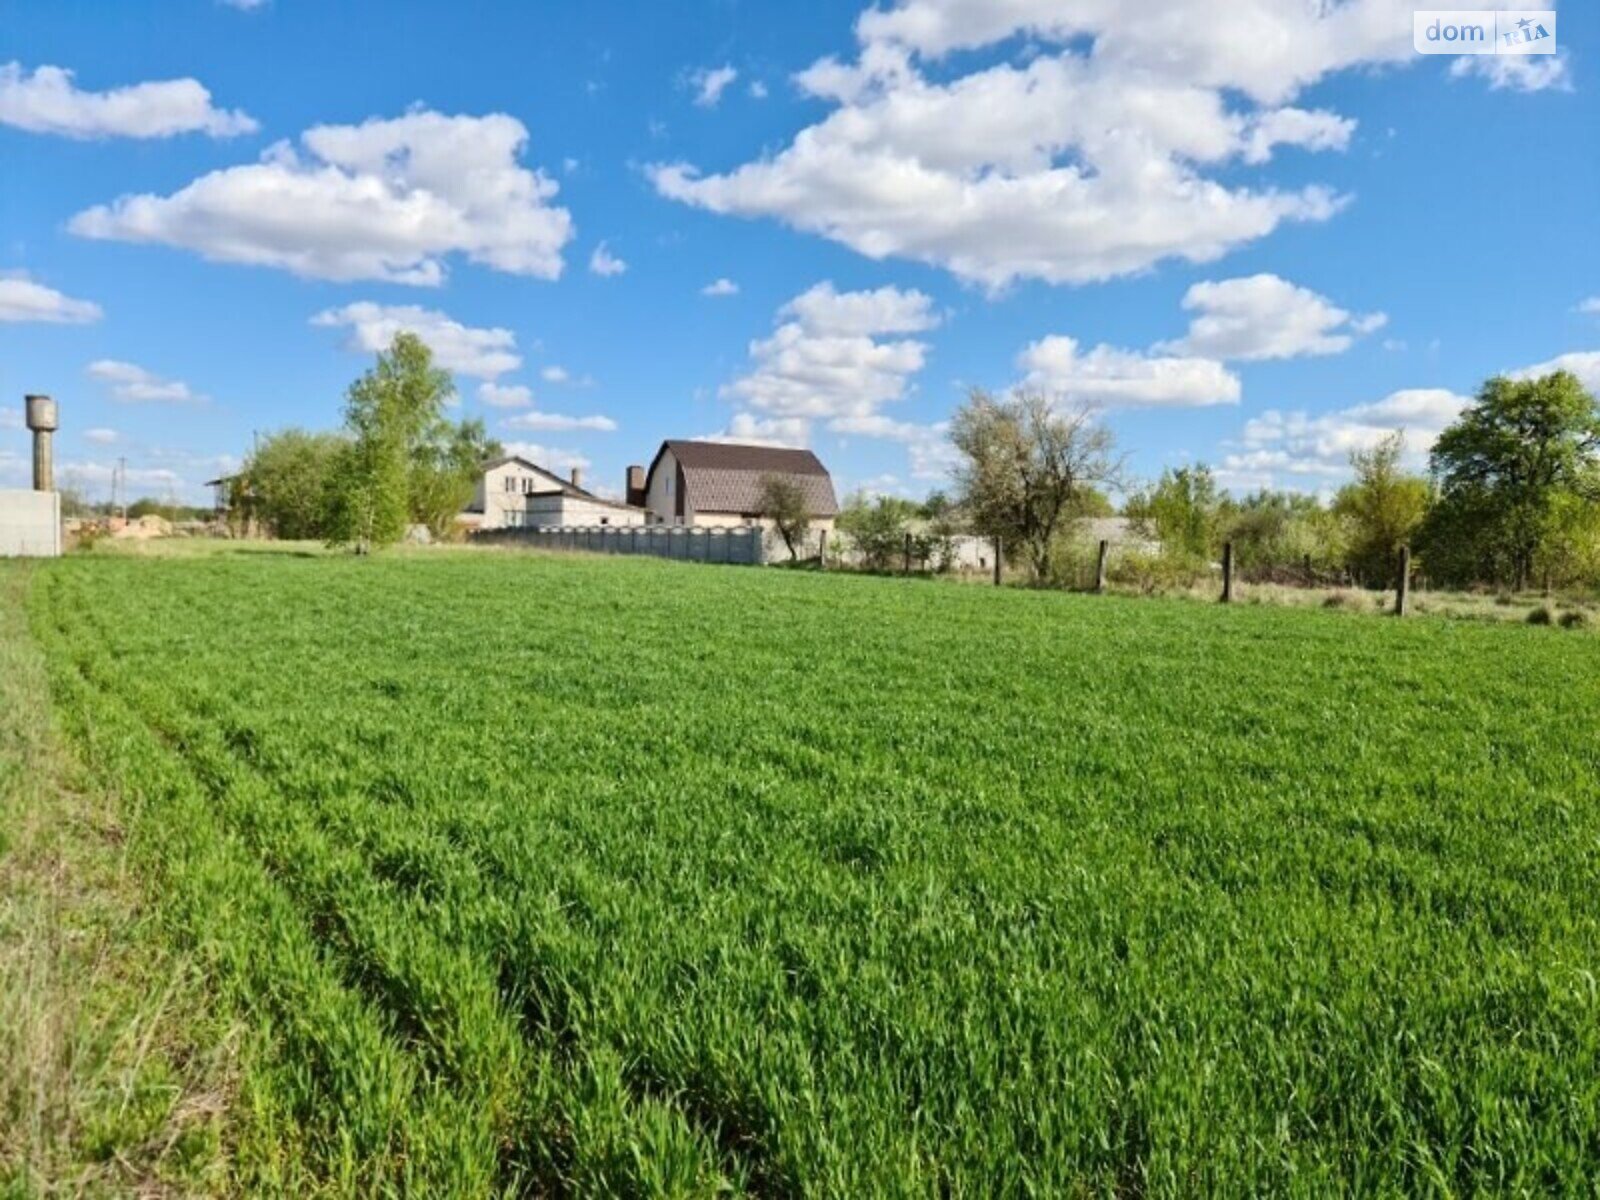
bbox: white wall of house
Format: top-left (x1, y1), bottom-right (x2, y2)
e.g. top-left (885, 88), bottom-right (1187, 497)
top-left (475, 460), bottom-right (578, 529)
top-left (524, 493), bottom-right (646, 527)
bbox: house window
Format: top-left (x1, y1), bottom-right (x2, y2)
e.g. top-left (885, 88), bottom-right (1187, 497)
top-left (503, 476), bottom-right (516, 493)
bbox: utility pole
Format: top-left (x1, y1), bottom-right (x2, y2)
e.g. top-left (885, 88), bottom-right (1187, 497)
top-left (117, 456), bottom-right (128, 521)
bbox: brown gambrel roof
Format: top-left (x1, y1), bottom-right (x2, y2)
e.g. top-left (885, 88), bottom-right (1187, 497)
top-left (648, 440), bottom-right (839, 518)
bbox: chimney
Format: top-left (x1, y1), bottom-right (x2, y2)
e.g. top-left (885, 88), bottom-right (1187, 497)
top-left (626, 464), bottom-right (645, 507)
top-left (569, 466), bottom-right (583, 490)
top-left (24, 395), bottom-right (58, 492)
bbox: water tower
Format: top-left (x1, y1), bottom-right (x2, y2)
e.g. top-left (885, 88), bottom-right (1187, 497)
top-left (25, 394), bottom-right (58, 492)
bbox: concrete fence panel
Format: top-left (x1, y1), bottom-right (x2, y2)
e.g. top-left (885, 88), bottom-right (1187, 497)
top-left (0, 489), bottom-right (62, 558)
top-left (473, 523), bottom-right (767, 566)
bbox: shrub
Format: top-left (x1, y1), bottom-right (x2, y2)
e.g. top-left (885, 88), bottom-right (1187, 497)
top-left (1559, 610), bottom-right (1590, 630)
top-left (1527, 606), bottom-right (1554, 626)
top-left (1107, 550), bottom-right (1209, 596)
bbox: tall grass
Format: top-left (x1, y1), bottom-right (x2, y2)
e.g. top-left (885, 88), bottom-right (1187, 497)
top-left (23, 550), bottom-right (1600, 1194)
top-left (0, 564), bottom-right (232, 1194)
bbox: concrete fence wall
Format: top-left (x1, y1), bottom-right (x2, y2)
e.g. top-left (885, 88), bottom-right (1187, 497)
top-left (0, 489), bottom-right (61, 558)
top-left (474, 523), bottom-right (767, 565)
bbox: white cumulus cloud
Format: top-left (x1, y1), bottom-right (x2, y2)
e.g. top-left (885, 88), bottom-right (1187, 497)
top-left (648, 0), bottom-right (1463, 289)
top-left (690, 65), bottom-right (740, 108)
top-left (1160, 273), bottom-right (1386, 361)
top-left (86, 359), bottom-right (205, 404)
top-left (1217, 386), bottom-right (1471, 490)
top-left (723, 283), bottom-right (939, 437)
top-left (700, 414), bottom-right (812, 448)
top-left (702, 277), bottom-right (740, 297)
top-left (477, 383), bottom-right (533, 408)
top-left (69, 110), bottom-right (573, 284)
top-left (718, 282), bottom-right (949, 474)
top-left (500, 441), bottom-right (590, 473)
top-left (0, 62), bottom-right (257, 138)
top-left (589, 241), bottom-right (627, 276)
top-left (1513, 351), bottom-right (1600, 394)
top-left (83, 427), bottom-right (119, 444)
top-left (1018, 335), bottom-right (1239, 408)
top-left (0, 274), bottom-right (102, 323)
top-left (503, 410), bottom-right (617, 432)
top-left (312, 302), bottom-right (521, 380)
top-left (1450, 53), bottom-right (1569, 93)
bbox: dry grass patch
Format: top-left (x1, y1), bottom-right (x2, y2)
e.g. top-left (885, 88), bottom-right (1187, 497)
top-left (0, 563), bottom-right (235, 1196)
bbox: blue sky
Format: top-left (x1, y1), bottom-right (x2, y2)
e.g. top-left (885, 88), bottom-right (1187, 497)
top-left (1, 0), bottom-right (1596, 505)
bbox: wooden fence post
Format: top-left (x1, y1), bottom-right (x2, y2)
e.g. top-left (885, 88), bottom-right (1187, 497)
top-left (1096, 539), bottom-right (1109, 594)
top-left (903, 530), bottom-right (913, 575)
top-left (1395, 544), bottom-right (1411, 616)
top-left (1221, 541), bottom-right (1235, 603)
top-left (818, 528), bottom-right (827, 570)
top-left (993, 538), bottom-right (1003, 587)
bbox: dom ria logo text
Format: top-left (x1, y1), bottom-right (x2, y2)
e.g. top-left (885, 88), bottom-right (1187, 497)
top-left (1414, 10), bottom-right (1556, 56)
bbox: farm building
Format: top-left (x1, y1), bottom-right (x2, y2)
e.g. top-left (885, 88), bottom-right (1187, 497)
top-left (464, 455), bottom-right (646, 531)
top-left (632, 440), bottom-right (838, 531)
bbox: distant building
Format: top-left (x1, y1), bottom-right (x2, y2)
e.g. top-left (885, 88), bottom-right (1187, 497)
top-left (464, 455), bottom-right (646, 530)
top-left (634, 440), bottom-right (838, 531)
top-left (1081, 517), bottom-right (1161, 556)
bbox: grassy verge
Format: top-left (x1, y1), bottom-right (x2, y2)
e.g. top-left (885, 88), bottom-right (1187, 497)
top-left (0, 563), bottom-right (234, 1196)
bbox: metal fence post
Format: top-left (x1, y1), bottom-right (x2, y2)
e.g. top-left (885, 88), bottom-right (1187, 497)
top-left (1221, 541), bottom-right (1234, 603)
top-left (1395, 544), bottom-right (1411, 616)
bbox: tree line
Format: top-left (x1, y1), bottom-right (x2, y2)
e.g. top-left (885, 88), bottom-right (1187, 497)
top-left (911, 369), bottom-right (1599, 591)
top-left (229, 334), bottom-right (497, 549)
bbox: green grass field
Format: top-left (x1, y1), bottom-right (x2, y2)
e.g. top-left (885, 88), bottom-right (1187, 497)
top-left (15, 547), bottom-right (1600, 1194)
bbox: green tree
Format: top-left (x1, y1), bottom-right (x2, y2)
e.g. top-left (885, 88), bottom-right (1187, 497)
top-left (326, 333), bottom-right (480, 552)
top-left (1332, 432), bottom-right (1430, 586)
top-left (918, 490), bottom-right (953, 521)
top-left (411, 418), bottom-right (499, 540)
top-left (756, 474), bottom-right (813, 561)
top-left (1421, 371), bottom-right (1600, 588)
top-left (242, 428), bottom-right (346, 540)
top-left (1538, 486), bottom-right (1600, 589)
top-left (1222, 490), bottom-right (1344, 576)
top-left (950, 389), bottom-right (1120, 579)
top-left (838, 493), bottom-right (918, 571)
top-left (1128, 465), bottom-right (1222, 561)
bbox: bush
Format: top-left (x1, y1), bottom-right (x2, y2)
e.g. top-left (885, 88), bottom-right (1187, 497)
top-left (1107, 550), bottom-right (1210, 596)
top-left (1527, 606), bottom-right (1554, 626)
top-left (1559, 610), bottom-right (1590, 630)
top-left (71, 525), bottom-right (105, 553)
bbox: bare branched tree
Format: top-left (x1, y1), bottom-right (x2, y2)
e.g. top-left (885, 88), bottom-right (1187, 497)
top-left (950, 388), bottom-right (1122, 579)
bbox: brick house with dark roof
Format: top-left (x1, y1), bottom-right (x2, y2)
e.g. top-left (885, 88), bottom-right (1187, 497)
top-left (634, 440), bottom-right (839, 529)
